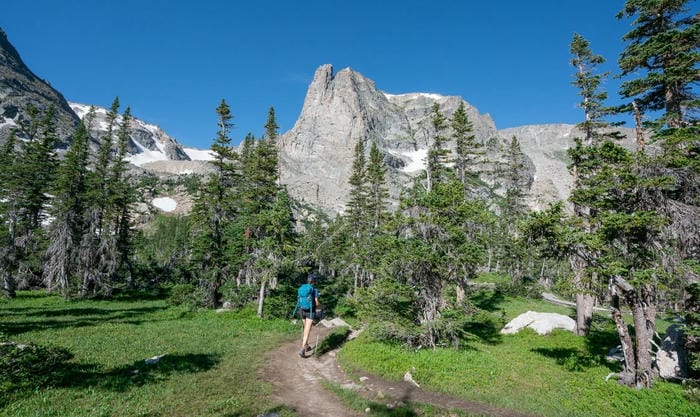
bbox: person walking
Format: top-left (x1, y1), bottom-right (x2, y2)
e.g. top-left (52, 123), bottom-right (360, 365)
top-left (297, 274), bottom-right (319, 358)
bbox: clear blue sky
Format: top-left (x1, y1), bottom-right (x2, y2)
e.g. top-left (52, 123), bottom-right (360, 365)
top-left (2, 1), bottom-right (648, 149)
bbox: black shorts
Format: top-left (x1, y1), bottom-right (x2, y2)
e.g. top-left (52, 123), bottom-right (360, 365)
top-left (299, 308), bottom-right (314, 320)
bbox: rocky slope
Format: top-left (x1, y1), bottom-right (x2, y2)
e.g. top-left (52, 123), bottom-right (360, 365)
top-left (279, 64), bottom-right (501, 213)
top-left (279, 64), bottom-right (639, 214)
top-left (0, 28), bottom-right (78, 145)
top-left (68, 102), bottom-right (214, 172)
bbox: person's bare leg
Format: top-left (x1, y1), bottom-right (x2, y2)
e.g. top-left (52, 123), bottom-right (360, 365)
top-left (301, 318), bottom-right (313, 349)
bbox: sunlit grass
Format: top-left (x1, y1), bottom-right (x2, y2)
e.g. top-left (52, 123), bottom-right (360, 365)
top-left (0, 291), bottom-right (298, 417)
top-left (338, 294), bottom-right (697, 417)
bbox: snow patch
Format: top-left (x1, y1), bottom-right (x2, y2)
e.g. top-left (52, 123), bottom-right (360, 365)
top-left (383, 92), bottom-right (445, 101)
top-left (183, 147), bottom-right (215, 161)
top-left (1, 117), bottom-right (18, 128)
top-left (152, 197), bottom-right (177, 212)
top-left (399, 148), bottom-right (428, 173)
top-left (126, 139), bottom-right (168, 166)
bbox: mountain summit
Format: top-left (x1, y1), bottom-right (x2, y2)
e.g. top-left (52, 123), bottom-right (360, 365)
top-left (279, 64), bottom-right (637, 215)
top-left (279, 64), bottom-right (500, 213)
top-left (0, 28), bottom-right (78, 144)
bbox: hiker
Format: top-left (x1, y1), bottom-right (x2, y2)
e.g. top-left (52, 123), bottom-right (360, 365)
top-left (297, 273), bottom-right (319, 358)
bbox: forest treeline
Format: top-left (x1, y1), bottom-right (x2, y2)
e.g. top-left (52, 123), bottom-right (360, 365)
top-left (0, 0), bottom-right (698, 390)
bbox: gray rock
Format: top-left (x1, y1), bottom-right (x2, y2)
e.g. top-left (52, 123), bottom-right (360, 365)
top-left (279, 64), bottom-right (641, 216)
top-left (279, 64), bottom-right (499, 215)
top-left (0, 28), bottom-right (79, 146)
top-left (656, 324), bottom-right (688, 380)
top-left (500, 311), bottom-right (576, 335)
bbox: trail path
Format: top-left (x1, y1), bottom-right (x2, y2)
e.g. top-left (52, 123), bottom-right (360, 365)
top-left (260, 323), bottom-right (539, 417)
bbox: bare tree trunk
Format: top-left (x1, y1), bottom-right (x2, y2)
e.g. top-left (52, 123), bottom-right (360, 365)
top-left (632, 100), bottom-right (645, 152)
top-left (610, 287), bottom-right (636, 386)
top-left (611, 276), bottom-right (656, 388)
top-left (257, 279), bottom-right (266, 318)
top-left (570, 255), bottom-right (594, 335)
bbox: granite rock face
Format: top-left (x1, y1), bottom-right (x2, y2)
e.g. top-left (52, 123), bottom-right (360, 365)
top-left (0, 28), bottom-right (79, 145)
top-left (279, 64), bottom-right (500, 214)
top-left (279, 64), bottom-right (638, 215)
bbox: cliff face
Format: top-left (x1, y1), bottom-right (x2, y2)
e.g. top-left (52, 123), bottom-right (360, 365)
top-left (0, 28), bottom-right (78, 145)
top-left (279, 64), bottom-right (638, 214)
top-left (279, 64), bottom-right (500, 213)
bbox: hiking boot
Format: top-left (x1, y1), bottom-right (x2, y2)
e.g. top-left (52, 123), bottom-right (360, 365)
top-left (298, 348), bottom-right (305, 358)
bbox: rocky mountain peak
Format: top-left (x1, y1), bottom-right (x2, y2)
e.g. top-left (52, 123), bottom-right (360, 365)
top-left (0, 27), bottom-right (78, 145)
top-left (279, 64), bottom-right (500, 214)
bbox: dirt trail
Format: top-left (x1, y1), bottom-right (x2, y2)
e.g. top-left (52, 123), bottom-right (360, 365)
top-left (260, 323), bottom-right (539, 417)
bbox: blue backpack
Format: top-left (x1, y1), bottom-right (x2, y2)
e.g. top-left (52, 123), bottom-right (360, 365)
top-left (297, 283), bottom-right (314, 310)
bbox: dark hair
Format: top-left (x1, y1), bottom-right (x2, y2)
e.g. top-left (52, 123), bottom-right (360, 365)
top-left (307, 273), bottom-right (317, 283)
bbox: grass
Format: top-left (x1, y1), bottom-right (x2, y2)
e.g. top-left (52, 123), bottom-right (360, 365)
top-left (0, 291), bottom-right (298, 417)
top-left (338, 293), bottom-right (698, 417)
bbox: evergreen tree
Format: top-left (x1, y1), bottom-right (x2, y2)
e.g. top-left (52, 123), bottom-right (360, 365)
top-left (191, 99), bottom-right (239, 307)
top-left (501, 136), bottom-right (527, 218)
top-left (347, 138), bottom-right (368, 232)
top-left (110, 107), bottom-right (135, 287)
top-left (0, 131), bottom-right (18, 297)
top-left (567, 33), bottom-right (619, 336)
top-left (44, 122), bottom-right (91, 296)
top-left (77, 97), bottom-right (120, 296)
top-left (0, 106), bottom-right (59, 295)
top-left (617, 0), bottom-right (699, 129)
top-left (451, 101), bottom-right (482, 197)
top-left (366, 142), bottom-right (389, 231)
top-left (427, 103), bottom-right (449, 191)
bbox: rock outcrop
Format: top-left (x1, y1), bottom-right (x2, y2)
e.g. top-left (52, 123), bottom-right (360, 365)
top-left (279, 64), bottom-right (499, 214)
top-left (500, 311), bottom-right (576, 335)
top-left (279, 64), bottom-right (638, 215)
top-left (0, 28), bottom-right (79, 145)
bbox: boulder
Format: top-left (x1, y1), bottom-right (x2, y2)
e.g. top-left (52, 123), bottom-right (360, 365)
top-left (500, 311), bottom-right (576, 335)
top-left (656, 324), bottom-right (688, 380)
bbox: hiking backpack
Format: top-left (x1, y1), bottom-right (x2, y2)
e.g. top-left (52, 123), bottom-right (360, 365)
top-left (297, 283), bottom-right (314, 310)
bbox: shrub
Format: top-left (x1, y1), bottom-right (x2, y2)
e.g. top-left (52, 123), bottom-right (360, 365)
top-left (167, 283), bottom-right (203, 309)
top-left (0, 336), bottom-right (73, 396)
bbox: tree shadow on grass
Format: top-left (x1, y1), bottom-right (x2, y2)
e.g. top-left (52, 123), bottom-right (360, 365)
top-left (0, 306), bottom-right (168, 337)
top-left (469, 289), bottom-right (505, 312)
top-left (463, 318), bottom-right (504, 345)
top-left (531, 347), bottom-right (620, 372)
top-left (59, 353), bottom-right (221, 392)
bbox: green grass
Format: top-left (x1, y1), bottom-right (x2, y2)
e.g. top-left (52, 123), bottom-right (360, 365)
top-left (0, 291), bottom-right (298, 417)
top-left (338, 294), bottom-right (698, 417)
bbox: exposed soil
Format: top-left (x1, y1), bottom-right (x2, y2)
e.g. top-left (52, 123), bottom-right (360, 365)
top-left (260, 323), bottom-right (540, 417)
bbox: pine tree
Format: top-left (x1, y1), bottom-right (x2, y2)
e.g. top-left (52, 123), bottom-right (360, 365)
top-left (78, 97), bottom-right (120, 296)
top-left (347, 138), bottom-right (368, 232)
top-left (617, 0), bottom-right (699, 129)
top-left (604, 0), bottom-right (700, 387)
top-left (191, 99), bottom-right (239, 307)
top-left (110, 107), bottom-right (135, 287)
top-left (503, 136), bottom-right (529, 221)
top-left (366, 142), bottom-right (389, 231)
top-left (451, 101), bottom-right (482, 197)
top-left (0, 106), bottom-right (60, 295)
top-left (44, 121), bottom-right (91, 296)
top-left (567, 33), bottom-right (619, 336)
top-left (427, 103), bottom-right (449, 191)
top-left (0, 131), bottom-right (18, 297)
